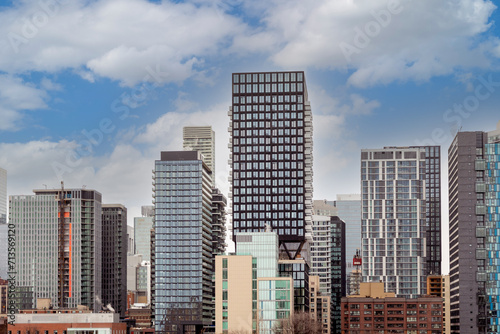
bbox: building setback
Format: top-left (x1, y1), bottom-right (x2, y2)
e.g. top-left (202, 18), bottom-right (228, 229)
top-left (101, 204), bottom-right (127, 317)
top-left (153, 151), bottom-right (213, 334)
top-left (229, 71), bottom-right (313, 261)
top-left (10, 186), bottom-right (102, 312)
top-left (361, 146), bottom-right (441, 298)
top-left (183, 126), bottom-right (216, 186)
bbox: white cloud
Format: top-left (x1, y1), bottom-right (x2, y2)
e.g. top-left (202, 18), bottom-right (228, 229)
top-left (235, 0), bottom-right (498, 87)
top-left (0, 75), bottom-right (49, 130)
top-left (0, 0), bottom-right (245, 87)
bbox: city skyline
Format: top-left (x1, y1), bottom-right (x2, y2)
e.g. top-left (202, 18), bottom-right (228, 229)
top-left (0, 1), bottom-right (500, 278)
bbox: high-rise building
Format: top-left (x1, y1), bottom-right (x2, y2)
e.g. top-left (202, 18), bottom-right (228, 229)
top-left (0, 168), bottom-right (6, 225)
top-left (134, 206), bottom-right (154, 261)
top-left (127, 225), bottom-right (135, 255)
top-left (211, 188), bottom-right (227, 259)
top-left (361, 146), bottom-right (441, 298)
top-left (334, 194), bottom-right (361, 277)
top-left (153, 151), bottom-right (213, 333)
top-left (331, 216), bottom-right (346, 334)
top-left (229, 71), bottom-right (313, 262)
top-left (448, 122), bottom-right (500, 334)
top-left (309, 275), bottom-right (331, 334)
top-left (310, 215), bottom-right (333, 295)
top-left (183, 126), bottom-right (215, 186)
top-left (427, 275), bottom-right (451, 334)
top-left (101, 204), bottom-right (127, 317)
top-left (10, 186), bottom-right (102, 311)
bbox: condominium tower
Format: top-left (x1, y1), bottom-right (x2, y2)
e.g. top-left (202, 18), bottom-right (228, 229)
top-left (229, 71), bottom-right (313, 261)
top-left (361, 146), bottom-right (441, 298)
top-left (10, 186), bottom-right (102, 311)
top-left (101, 204), bottom-right (127, 317)
top-left (183, 126), bottom-right (215, 186)
top-left (448, 122), bottom-right (500, 334)
top-left (153, 151), bottom-right (213, 333)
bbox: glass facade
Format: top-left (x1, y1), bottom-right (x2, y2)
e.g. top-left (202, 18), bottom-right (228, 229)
top-left (134, 216), bottom-right (153, 261)
top-left (486, 139), bottom-right (500, 331)
top-left (229, 71), bottom-right (313, 260)
top-left (153, 151), bottom-right (213, 333)
top-left (101, 204), bottom-right (127, 317)
top-left (257, 278), bottom-right (292, 334)
top-left (278, 260), bottom-right (309, 312)
top-left (361, 147), bottom-right (440, 298)
top-left (334, 194), bottom-right (361, 277)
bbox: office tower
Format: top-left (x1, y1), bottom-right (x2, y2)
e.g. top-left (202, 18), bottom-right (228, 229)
top-left (183, 126), bottom-right (215, 186)
top-left (229, 71), bottom-right (313, 262)
top-left (10, 186), bottom-right (102, 311)
top-left (134, 206), bottom-right (154, 261)
top-left (334, 194), bottom-right (362, 277)
top-left (101, 204), bottom-right (127, 317)
top-left (361, 146), bottom-right (441, 298)
top-left (127, 225), bottom-right (135, 255)
top-left (331, 216), bottom-right (346, 334)
top-left (153, 151), bottom-right (213, 333)
top-left (448, 122), bottom-right (500, 334)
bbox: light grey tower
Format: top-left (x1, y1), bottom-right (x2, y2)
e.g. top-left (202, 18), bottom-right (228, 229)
top-left (153, 151), bottom-right (213, 334)
top-left (229, 71), bottom-right (313, 261)
top-left (183, 126), bottom-right (215, 186)
top-left (360, 146), bottom-right (441, 298)
top-left (10, 186), bottom-right (102, 311)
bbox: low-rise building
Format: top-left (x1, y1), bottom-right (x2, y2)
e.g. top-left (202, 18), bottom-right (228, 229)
top-left (341, 283), bottom-right (443, 334)
top-left (7, 309), bottom-right (127, 333)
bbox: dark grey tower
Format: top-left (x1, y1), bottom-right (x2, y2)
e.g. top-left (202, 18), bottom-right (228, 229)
top-left (101, 204), bottom-right (127, 317)
top-left (229, 71), bottom-right (313, 261)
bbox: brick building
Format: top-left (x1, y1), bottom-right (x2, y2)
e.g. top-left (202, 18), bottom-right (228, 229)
top-left (341, 283), bottom-right (443, 334)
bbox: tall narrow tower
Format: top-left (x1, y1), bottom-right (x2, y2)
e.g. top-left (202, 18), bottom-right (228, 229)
top-left (448, 122), bottom-right (500, 334)
top-left (360, 146), bottom-right (441, 298)
top-left (229, 71), bottom-right (313, 261)
top-left (153, 151), bottom-right (213, 333)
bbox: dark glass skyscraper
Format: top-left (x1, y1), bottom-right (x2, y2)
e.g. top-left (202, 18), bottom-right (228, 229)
top-left (229, 71), bottom-right (313, 260)
top-left (153, 151), bottom-right (213, 334)
top-left (101, 204), bottom-right (127, 317)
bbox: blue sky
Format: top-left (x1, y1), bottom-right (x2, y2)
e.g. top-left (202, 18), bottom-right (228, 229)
top-left (1, 0), bottom-right (500, 271)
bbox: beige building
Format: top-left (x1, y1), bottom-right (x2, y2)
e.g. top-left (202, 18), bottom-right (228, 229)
top-left (309, 276), bottom-right (331, 334)
top-left (427, 274), bottom-right (450, 334)
top-left (351, 282), bottom-right (396, 298)
top-left (215, 255), bottom-right (254, 333)
top-left (215, 254), bottom-right (294, 334)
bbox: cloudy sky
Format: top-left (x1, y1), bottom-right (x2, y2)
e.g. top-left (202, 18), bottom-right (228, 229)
top-left (1, 0), bottom-right (500, 272)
